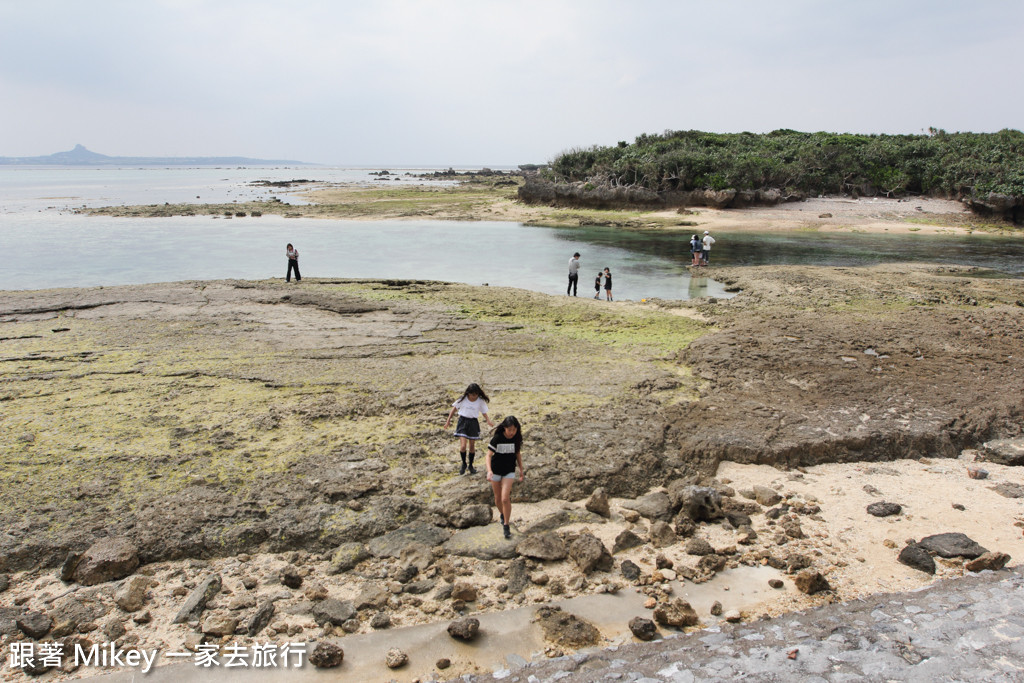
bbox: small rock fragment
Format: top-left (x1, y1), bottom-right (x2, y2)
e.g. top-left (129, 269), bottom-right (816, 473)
top-left (447, 617), bottom-right (480, 641)
top-left (385, 648), bottom-right (408, 669)
top-left (965, 552), bottom-right (1011, 573)
top-left (585, 488), bottom-right (611, 517)
top-left (793, 570), bottom-right (831, 595)
top-left (866, 502), bottom-right (902, 517)
top-left (653, 598), bottom-right (699, 628)
top-left (628, 616), bottom-right (658, 641)
top-left (310, 641), bottom-right (344, 668)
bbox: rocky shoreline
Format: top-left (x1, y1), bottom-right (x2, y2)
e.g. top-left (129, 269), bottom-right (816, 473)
top-left (2, 262), bottom-right (1023, 679)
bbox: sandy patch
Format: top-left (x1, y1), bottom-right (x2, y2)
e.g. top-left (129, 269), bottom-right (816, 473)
top-left (717, 450), bottom-right (1024, 603)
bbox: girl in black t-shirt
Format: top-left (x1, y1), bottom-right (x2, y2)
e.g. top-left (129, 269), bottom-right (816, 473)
top-left (486, 415), bottom-right (525, 539)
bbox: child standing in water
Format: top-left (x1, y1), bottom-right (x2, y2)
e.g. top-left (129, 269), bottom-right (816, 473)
top-left (603, 267), bottom-right (613, 301)
top-left (594, 272), bottom-right (603, 299)
top-left (444, 383), bottom-right (495, 475)
top-left (486, 415), bottom-right (524, 539)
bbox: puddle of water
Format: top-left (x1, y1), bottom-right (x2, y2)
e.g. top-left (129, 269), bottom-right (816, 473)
top-left (96, 565), bottom-right (788, 682)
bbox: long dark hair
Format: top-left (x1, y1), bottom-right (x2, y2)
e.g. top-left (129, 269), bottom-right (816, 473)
top-left (494, 415), bottom-right (522, 452)
top-left (457, 383), bottom-right (489, 404)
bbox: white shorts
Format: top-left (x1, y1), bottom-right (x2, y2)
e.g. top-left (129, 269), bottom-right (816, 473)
top-left (489, 472), bottom-right (516, 482)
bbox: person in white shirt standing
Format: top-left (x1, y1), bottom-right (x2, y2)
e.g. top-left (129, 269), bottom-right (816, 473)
top-left (444, 383), bottom-right (496, 475)
top-left (285, 243), bottom-right (301, 282)
top-left (701, 231), bottom-right (716, 265)
top-left (567, 252), bottom-right (581, 296)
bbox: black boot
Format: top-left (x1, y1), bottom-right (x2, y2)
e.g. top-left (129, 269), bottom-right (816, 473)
top-left (459, 451), bottom-right (467, 475)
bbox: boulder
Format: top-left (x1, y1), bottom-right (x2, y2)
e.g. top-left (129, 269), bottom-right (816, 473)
top-left (72, 537), bottom-right (140, 586)
top-left (505, 558), bottom-right (530, 594)
top-left (447, 617), bottom-right (480, 641)
top-left (620, 559), bottom-right (642, 582)
top-left (201, 614), bottom-right (238, 637)
top-left (568, 533), bottom-right (613, 574)
top-left (279, 567), bottom-right (303, 589)
top-left (105, 619), bottom-right (133, 641)
top-left (516, 532), bottom-right (567, 561)
top-left (685, 538), bottom-right (715, 556)
top-left (676, 486), bottom-right (724, 522)
top-left (918, 533), bottom-right (988, 559)
top-left (898, 544), bottom-right (935, 575)
top-left (327, 542), bottom-right (370, 574)
top-left (981, 438), bottom-right (1024, 466)
top-left (965, 552), bottom-right (1011, 573)
top-left (310, 641), bottom-right (344, 668)
top-left (535, 606), bottom-right (600, 647)
top-left (867, 502), bottom-right (902, 517)
top-left (628, 616), bottom-right (658, 641)
top-left (653, 599), bottom-right (699, 628)
top-left (245, 601), bottom-right (275, 637)
top-left (354, 584), bottom-right (390, 611)
top-left (990, 482), bottom-right (1024, 499)
top-left (585, 488), bottom-right (611, 517)
top-left (0, 607), bottom-right (20, 638)
top-left (448, 504), bottom-right (492, 529)
top-left (753, 485), bottom-right (782, 507)
top-left (385, 648), bottom-right (408, 669)
top-left (0, 573), bottom-right (10, 593)
top-left (612, 529), bottom-right (644, 554)
top-left (370, 612), bottom-right (391, 629)
top-left (399, 542), bottom-right (434, 571)
top-left (621, 492), bottom-right (673, 521)
top-left (404, 579), bottom-right (436, 595)
top-left (312, 599), bottom-right (357, 626)
top-left (368, 522), bottom-right (450, 558)
top-left (723, 509), bottom-right (753, 528)
top-left (650, 521), bottom-right (677, 548)
top-left (451, 581), bottom-right (478, 602)
top-left (794, 570), bottom-right (831, 595)
top-left (17, 611), bottom-right (53, 639)
top-left (697, 554), bottom-right (727, 575)
top-left (521, 509), bottom-right (607, 535)
top-left (786, 554), bottom-right (813, 573)
top-left (172, 575), bottom-right (221, 624)
top-left (114, 576), bottom-right (151, 612)
top-left (444, 525), bottom-right (518, 560)
top-left (49, 596), bottom-right (107, 638)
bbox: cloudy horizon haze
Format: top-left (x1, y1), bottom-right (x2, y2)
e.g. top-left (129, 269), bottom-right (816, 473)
top-left (2, 1), bottom-right (1021, 167)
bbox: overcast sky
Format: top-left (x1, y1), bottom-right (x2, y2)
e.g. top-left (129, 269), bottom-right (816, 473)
top-left (2, 1), bottom-right (1021, 167)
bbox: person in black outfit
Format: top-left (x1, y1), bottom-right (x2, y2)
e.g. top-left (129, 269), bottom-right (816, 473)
top-left (603, 267), bottom-right (613, 301)
top-left (486, 415), bottom-right (525, 539)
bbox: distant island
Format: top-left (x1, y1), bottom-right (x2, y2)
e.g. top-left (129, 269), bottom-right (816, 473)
top-left (0, 144), bottom-right (310, 166)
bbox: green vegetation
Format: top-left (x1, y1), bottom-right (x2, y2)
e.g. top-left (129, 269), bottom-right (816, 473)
top-left (546, 128), bottom-right (1024, 203)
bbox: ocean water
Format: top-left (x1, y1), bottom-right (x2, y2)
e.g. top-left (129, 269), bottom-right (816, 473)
top-left (1, 167), bottom-right (1020, 296)
top-left (0, 166), bottom-right (730, 299)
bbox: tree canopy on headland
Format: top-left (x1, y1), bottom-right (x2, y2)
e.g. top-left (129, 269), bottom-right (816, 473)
top-left (527, 129), bottom-right (1024, 222)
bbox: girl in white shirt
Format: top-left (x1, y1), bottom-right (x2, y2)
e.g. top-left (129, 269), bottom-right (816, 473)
top-left (444, 383), bottom-right (495, 475)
